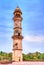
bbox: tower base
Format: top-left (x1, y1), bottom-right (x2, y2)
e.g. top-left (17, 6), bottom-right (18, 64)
top-left (12, 50), bottom-right (23, 62)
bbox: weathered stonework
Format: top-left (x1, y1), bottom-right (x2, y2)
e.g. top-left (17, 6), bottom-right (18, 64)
top-left (12, 6), bottom-right (23, 62)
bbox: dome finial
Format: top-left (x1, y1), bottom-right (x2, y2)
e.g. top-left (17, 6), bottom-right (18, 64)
top-left (17, 5), bottom-right (19, 8)
top-left (13, 6), bottom-right (22, 14)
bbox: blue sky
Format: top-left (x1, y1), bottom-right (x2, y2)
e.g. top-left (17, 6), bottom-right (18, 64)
top-left (0, 0), bottom-right (44, 53)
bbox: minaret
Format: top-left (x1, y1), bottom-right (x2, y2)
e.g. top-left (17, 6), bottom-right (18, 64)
top-left (12, 6), bottom-right (23, 62)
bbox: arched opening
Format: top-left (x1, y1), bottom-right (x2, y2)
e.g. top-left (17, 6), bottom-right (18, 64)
top-left (19, 57), bottom-right (20, 61)
top-left (18, 33), bottom-right (20, 36)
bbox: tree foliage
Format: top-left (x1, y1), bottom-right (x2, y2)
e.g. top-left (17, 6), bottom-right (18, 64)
top-left (0, 51), bottom-right (12, 61)
top-left (23, 52), bottom-right (44, 61)
top-left (0, 51), bottom-right (44, 61)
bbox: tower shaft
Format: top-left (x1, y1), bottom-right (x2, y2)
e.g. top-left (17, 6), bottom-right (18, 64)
top-left (12, 7), bottom-right (23, 62)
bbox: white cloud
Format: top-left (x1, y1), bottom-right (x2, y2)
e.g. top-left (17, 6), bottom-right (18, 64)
top-left (23, 35), bottom-right (44, 43)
